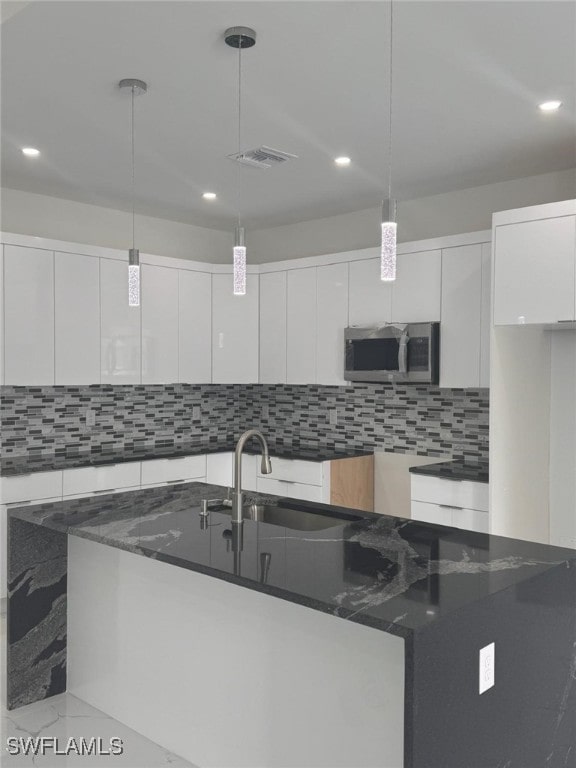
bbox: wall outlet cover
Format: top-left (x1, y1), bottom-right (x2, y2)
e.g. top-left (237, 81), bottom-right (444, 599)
top-left (479, 642), bottom-right (495, 694)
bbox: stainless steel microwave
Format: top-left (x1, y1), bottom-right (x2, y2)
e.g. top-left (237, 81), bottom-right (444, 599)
top-left (344, 322), bottom-right (440, 384)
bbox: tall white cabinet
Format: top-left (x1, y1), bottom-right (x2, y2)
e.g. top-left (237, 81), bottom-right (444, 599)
top-left (316, 263), bottom-right (349, 385)
top-left (212, 273), bottom-right (259, 384)
top-left (179, 270), bottom-right (212, 384)
top-left (3, 244), bottom-right (55, 385)
top-left (100, 257), bottom-right (141, 384)
top-left (259, 271), bottom-right (287, 384)
top-left (287, 268), bottom-right (317, 384)
top-left (55, 251), bottom-right (100, 384)
top-left (141, 264), bottom-right (179, 384)
top-left (440, 245), bottom-right (482, 388)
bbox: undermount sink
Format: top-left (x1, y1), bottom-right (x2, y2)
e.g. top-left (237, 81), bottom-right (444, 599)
top-left (236, 502), bottom-right (363, 531)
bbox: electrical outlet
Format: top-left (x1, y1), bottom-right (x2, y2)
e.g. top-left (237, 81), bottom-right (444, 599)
top-left (479, 643), bottom-right (495, 694)
top-left (85, 408), bottom-right (97, 428)
top-left (329, 409), bottom-right (338, 426)
top-left (192, 405), bottom-right (201, 421)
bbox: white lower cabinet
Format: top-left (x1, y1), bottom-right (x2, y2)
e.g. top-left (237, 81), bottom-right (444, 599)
top-left (206, 452), bottom-right (330, 502)
top-left (206, 452), bottom-right (257, 492)
top-left (256, 477), bottom-right (325, 503)
top-left (257, 457), bottom-right (329, 503)
top-left (410, 474), bottom-right (489, 533)
top-left (141, 456), bottom-right (206, 487)
top-left (63, 462), bottom-right (141, 497)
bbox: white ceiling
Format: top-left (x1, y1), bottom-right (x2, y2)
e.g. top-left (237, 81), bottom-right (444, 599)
top-left (1, 0), bottom-right (575, 230)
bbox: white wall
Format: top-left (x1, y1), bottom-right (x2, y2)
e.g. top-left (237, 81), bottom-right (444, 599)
top-left (249, 169), bottom-right (576, 263)
top-left (3, 168), bottom-right (575, 265)
top-left (489, 326), bottom-right (552, 545)
top-left (549, 332), bottom-right (576, 549)
top-left (0, 187), bottom-right (232, 263)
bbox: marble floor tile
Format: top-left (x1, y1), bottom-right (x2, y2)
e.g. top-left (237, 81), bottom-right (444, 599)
top-left (0, 610), bottom-right (198, 767)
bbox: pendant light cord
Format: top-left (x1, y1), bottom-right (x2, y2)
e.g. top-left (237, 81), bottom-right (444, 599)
top-left (236, 36), bottom-right (243, 233)
top-left (131, 85), bottom-right (136, 251)
top-left (387, 0), bottom-right (394, 207)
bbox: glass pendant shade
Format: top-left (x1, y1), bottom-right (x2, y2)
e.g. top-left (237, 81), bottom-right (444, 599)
top-left (381, 199), bottom-right (397, 282)
top-left (233, 227), bottom-right (247, 296)
top-left (128, 248), bottom-right (141, 307)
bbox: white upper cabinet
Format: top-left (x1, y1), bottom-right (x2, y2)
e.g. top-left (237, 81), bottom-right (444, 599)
top-left (179, 269), bottom-right (212, 384)
top-left (493, 210), bottom-right (576, 325)
top-left (479, 243), bottom-right (491, 388)
top-left (141, 264), bottom-right (179, 384)
top-left (0, 247), bottom-right (4, 385)
top-left (287, 267), bottom-right (317, 384)
top-left (3, 245), bottom-right (55, 385)
top-left (348, 254), bottom-right (392, 326)
top-left (391, 249), bottom-right (442, 323)
top-left (260, 271), bottom-right (287, 384)
top-left (55, 251), bottom-right (100, 384)
top-left (316, 263), bottom-right (349, 385)
top-left (100, 257), bottom-right (141, 384)
top-left (440, 244), bottom-right (482, 389)
top-left (212, 273), bottom-right (259, 383)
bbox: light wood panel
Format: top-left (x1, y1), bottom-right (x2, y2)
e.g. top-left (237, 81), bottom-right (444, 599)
top-left (329, 455), bottom-right (374, 512)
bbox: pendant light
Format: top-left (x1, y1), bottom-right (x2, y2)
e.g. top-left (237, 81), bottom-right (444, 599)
top-left (381, 1), bottom-right (397, 282)
top-left (225, 26), bottom-right (257, 296)
top-left (119, 78), bottom-right (148, 306)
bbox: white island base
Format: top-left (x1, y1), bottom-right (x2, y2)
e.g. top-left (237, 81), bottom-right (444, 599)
top-left (67, 537), bottom-right (405, 768)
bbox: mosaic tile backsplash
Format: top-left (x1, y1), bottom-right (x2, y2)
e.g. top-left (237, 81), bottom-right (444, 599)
top-left (0, 384), bottom-right (489, 463)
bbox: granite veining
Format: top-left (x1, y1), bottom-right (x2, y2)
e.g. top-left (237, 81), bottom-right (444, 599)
top-left (7, 482), bottom-right (573, 637)
top-left (7, 517), bottom-right (67, 710)
top-left (7, 483), bottom-right (576, 766)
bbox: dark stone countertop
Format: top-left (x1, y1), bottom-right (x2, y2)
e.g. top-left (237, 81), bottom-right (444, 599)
top-left (0, 442), bottom-right (373, 477)
top-left (409, 459), bottom-right (489, 483)
top-left (9, 481), bottom-right (574, 639)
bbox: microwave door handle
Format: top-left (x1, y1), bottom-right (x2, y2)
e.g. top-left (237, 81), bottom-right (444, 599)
top-left (398, 331), bottom-right (409, 374)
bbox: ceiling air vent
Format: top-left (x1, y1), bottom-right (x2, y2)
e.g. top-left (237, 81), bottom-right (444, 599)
top-left (227, 146), bottom-right (298, 169)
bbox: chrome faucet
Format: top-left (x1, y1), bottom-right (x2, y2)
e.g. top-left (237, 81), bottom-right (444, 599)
top-left (233, 429), bottom-right (272, 523)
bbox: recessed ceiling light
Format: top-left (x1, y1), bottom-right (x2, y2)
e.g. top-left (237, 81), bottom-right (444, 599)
top-left (202, 192), bottom-right (217, 201)
top-left (22, 147), bottom-right (40, 157)
top-left (334, 156), bottom-right (351, 167)
top-left (539, 100), bottom-right (562, 112)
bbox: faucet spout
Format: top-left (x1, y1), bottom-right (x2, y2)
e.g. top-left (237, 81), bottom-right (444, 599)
top-left (233, 429), bottom-right (272, 524)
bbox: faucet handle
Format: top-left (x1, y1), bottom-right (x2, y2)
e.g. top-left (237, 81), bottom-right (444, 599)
top-left (200, 498), bottom-right (226, 516)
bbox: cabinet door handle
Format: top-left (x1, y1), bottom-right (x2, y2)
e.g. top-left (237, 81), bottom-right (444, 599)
top-left (94, 488), bottom-right (116, 494)
top-left (439, 504), bottom-right (462, 511)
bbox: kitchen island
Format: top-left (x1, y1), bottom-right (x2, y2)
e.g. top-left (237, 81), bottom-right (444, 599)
top-left (6, 482), bottom-right (576, 768)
